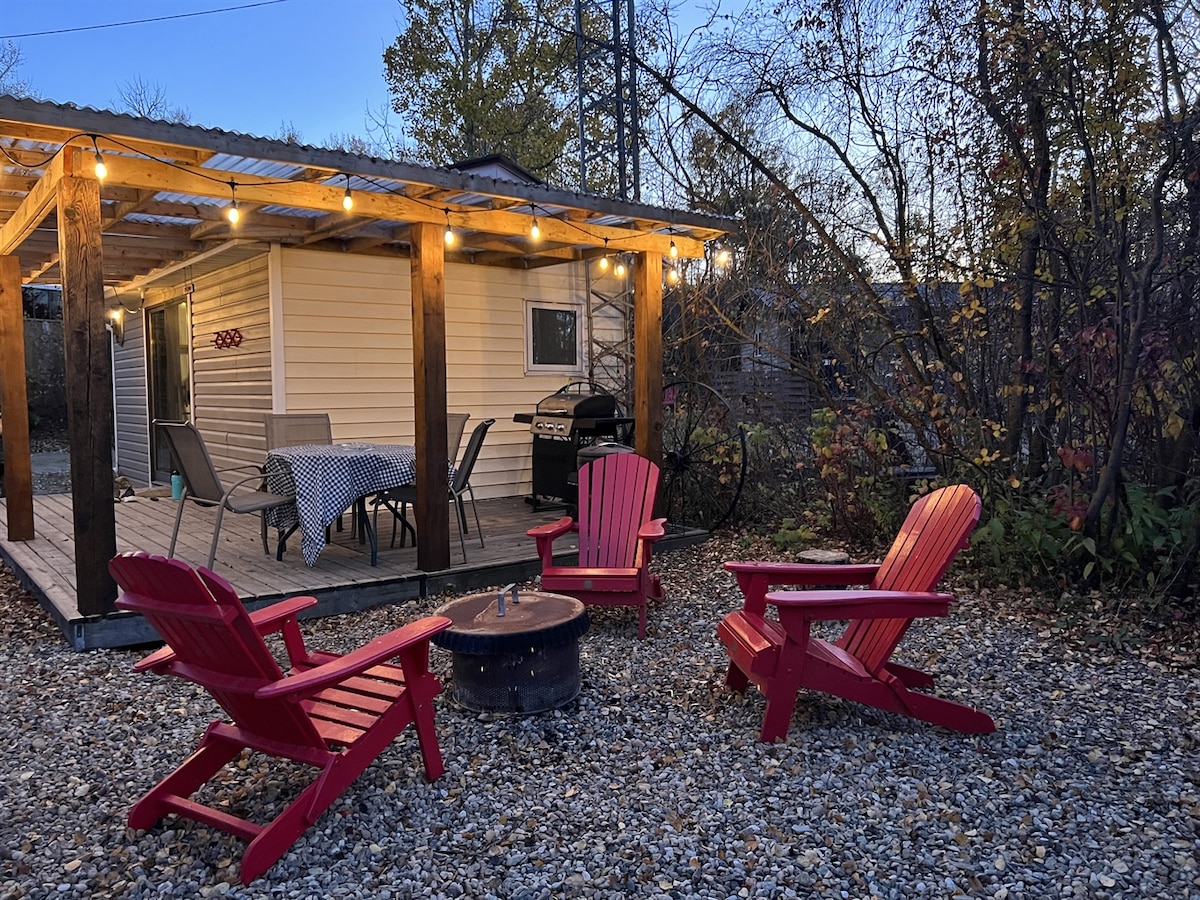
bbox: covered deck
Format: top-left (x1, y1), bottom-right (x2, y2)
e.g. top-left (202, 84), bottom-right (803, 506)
top-left (0, 492), bottom-right (705, 650)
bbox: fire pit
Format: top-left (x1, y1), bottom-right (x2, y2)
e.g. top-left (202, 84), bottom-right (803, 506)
top-left (432, 587), bottom-right (590, 713)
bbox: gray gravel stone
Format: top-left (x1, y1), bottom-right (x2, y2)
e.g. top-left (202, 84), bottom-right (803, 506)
top-left (0, 537), bottom-right (1197, 899)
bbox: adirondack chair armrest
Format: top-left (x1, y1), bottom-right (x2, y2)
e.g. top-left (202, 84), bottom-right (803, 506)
top-left (248, 595), bottom-right (319, 635)
top-left (255, 615), bottom-right (453, 701)
top-left (637, 518), bottom-right (667, 543)
top-left (725, 560), bottom-right (881, 586)
top-left (724, 560), bottom-right (882, 617)
top-left (527, 516), bottom-right (577, 563)
top-left (527, 516), bottom-right (576, 541)
top-left (767, 589), bottom-right (954, 621)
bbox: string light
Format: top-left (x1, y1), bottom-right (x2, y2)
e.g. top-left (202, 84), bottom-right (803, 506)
top-left (19, 131), bottom-right (740, 268)
top-left (90, 135), bottom-right (107, 180)
top-left (226, 182), bottom-right (240, 224)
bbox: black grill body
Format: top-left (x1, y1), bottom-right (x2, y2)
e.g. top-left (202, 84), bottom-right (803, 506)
top-left (514, 389), bottom-right (630, 510)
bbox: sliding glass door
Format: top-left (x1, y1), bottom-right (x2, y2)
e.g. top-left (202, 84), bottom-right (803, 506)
top-left (146, 298), bottom-right (191, 483)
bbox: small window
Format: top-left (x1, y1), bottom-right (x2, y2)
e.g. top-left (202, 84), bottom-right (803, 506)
top-left (525, 299), bottom-right (584, 374)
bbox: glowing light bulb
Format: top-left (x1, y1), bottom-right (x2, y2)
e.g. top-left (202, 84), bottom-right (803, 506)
top-left (614, 259), bottom-right (626, 277)
top-left (669, 239), bottom-right (678, 259)
top-left (667, 267), bottom-right (680, 285)
top-left (716, 247), bottom-right (731, 267)
top-left (342, 188), bottom-right (353, 211)
top-left (530, 217), bottom-right (541, 241)
top-left (93, 152), bottom-right (107, 180)
top-left (598, 255), bottom-right (609, 272)
top-left (444, 225), bottom-right (456, 246)
top-left (227, 201), bottom-right (240, 224)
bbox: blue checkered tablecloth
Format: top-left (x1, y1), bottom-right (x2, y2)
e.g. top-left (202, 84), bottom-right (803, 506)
top-left (264, 443), bottom-right (441, 566)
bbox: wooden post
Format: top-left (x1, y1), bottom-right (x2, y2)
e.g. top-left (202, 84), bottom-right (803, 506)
top-left (0, 255), bottom-right (34, 540)
top-left (410, 221), bottom-right (450, 572)
top-left (633, 251), bottom-right (664, 466)
top-left (57, 171), bottom-right (117, 616)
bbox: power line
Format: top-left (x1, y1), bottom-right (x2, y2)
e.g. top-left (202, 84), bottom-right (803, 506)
top-left (0, 0), bottom-right (294, 41)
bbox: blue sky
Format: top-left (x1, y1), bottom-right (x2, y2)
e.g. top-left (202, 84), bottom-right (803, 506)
top-left (2, 0), bottom-right (407, 145)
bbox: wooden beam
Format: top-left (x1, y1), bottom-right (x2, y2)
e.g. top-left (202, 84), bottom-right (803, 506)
top-left (0, 152), bottom-right (65, 255)
top-left (634, 252), bottom-right (664, 468)
top-left (0, 255), bottom-right (33, 540)
top-left (56, 171), bottom-right (118, 616)
top-left (410, 221), bottom-right (450, 572)
top-left (100, 155), bottom-right (706, 258)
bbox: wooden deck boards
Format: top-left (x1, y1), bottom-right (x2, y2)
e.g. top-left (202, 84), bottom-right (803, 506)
top-left (0, 493), bottom-right (706, 649)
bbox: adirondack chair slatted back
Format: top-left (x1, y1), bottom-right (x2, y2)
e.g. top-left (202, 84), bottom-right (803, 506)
top-left (110, 553), bottom-right (326, 748)
top-left (158, 421), bottom-right (229, 504)
top-left (576, 453), bottom-right (660, 568)
top-left (841, 484), bottom-right (981, 672)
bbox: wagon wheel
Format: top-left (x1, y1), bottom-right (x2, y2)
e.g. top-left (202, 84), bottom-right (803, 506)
top-left (660, 380), bottom-right (747, 531)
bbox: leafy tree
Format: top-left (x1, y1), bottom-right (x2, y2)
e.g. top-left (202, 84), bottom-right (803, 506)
top-left (383, 0), bottom-right (578, 181)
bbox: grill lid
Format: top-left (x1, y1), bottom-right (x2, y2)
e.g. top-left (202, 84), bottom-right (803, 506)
top-left (536, 390), bottom-right (617, 418)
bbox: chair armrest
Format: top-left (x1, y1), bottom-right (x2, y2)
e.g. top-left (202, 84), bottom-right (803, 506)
top-left (527, 516), bottom-right (575, 541)
top-left (216, 463), bottom-right (266, 475)
top-left (249, 595), bottom-right (319, 635)
top-left (724, 560), bottom-right (882, 618)
top-left (724, 560), bottom-right (880, 586)
top-left (132, 598), bottom-right (317, 672)
top-left (637, 518), bottom-right (667, 543)
top-left (255, 615), bottom-right (452, 700)
top-left (767, 589), bottom-right (953, 621)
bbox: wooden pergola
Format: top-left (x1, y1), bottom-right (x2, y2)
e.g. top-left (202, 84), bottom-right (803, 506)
top-left (0, 95), bottom-right (729, 617)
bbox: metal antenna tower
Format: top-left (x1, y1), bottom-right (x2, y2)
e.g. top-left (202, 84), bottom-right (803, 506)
top-left (574, 0), bottom-right (640, 405)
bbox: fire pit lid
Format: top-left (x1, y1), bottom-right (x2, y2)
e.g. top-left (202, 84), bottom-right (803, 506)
top-left (431, 590), bottom-right (590, 655)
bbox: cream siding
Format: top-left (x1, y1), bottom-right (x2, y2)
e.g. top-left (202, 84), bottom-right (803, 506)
top-left (112, 309), bottom-right (150, 485)
top-left (278, 248), bottom-right (596, 500)
top-left (188, 253), bottom-right (272, 470)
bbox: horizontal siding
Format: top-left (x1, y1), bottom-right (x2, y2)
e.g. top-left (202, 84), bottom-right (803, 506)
top-left (280, 248), bottom-right (595, 500)
top-left (113, 310), bottom-right (150, 485)
top-left (190, 252), bottom-right (273, 468)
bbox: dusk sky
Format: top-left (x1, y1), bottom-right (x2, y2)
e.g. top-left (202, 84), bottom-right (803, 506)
top-left (2, 0), bottom-right (407, 145)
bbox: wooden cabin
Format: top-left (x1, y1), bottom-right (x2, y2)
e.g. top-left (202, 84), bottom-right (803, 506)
top-left (0, 95), bottom-right (729, 640)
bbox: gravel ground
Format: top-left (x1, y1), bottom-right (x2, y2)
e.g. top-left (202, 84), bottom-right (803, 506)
top-left (0, 539), bottom-right (1197, 900)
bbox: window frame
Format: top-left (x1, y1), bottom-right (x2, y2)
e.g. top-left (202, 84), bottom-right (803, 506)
top-left (524, 298), bottom-right (586, 375)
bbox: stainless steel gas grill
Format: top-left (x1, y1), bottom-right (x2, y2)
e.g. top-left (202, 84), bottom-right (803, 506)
top-left (514, 386), bottom-right (631, 510)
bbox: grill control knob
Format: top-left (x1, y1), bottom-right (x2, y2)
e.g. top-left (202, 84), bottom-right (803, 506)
top-left (556, 422), bottom-right (566, 432)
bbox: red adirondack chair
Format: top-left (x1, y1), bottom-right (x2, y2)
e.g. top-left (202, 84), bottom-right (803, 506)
top-left (108, 552), bottom-right (452, 884)
top-left (718, 484), bottom-right (995, 741)
top-left (528, 452), bottom-right (667, 638)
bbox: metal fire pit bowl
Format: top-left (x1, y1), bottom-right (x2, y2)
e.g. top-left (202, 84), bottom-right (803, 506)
top-left (432, 589), bottom-right (590, 714)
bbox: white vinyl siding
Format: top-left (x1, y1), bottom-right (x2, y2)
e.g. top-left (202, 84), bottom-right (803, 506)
top-left (188, 253), bottom-right (272, 470)
top-left (279, 248), bottom-right (591, 500)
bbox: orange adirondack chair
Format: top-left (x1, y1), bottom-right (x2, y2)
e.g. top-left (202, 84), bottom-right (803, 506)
top-left (718, 484), bottom-right (995, 741)
top-left (108, 552), bottom-right (451, 884)
top-left (528, 452), bottom-right (666, 638)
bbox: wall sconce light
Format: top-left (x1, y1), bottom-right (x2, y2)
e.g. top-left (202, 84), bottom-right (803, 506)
top-left (106, 307), bottom-right (125, 346)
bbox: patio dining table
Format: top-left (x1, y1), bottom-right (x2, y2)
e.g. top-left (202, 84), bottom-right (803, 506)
top-left (264, 442), bottom-right (453, 567)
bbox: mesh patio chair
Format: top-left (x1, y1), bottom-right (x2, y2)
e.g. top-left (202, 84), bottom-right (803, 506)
top-left (264, 412), bottom-right (347, 534)
top-left (159, 421), bottom-right (293, 569)
top-left (376, 418), bottom-right (495, 561)
top-left (263, 413), bottom-right (333, 449)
